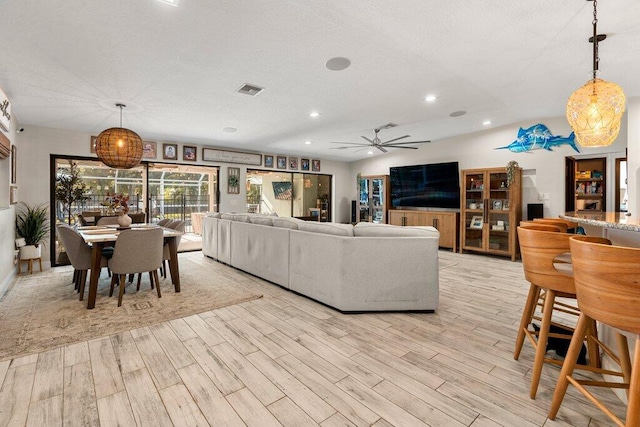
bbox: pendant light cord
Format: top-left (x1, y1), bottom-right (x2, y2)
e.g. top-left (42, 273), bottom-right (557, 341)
top-left (592, 0), bottom-right (599, 79)
top-left (116, 103), bottom-right (125, 128)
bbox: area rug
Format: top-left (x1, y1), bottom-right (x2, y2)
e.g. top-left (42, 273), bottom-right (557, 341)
top-left (0, 255), bottom-right (262, 361)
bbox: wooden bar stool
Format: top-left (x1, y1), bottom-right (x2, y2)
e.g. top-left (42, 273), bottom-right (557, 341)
top-left (549, 237), bottom-right (640, 426)
top-left (515, 226), bottom-right (607, 398)
top-left (531, 218), bottom-right (570, 233)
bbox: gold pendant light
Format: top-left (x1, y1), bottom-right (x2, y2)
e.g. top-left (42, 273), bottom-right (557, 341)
top-left (566, 0), bottom-right (625, 148)
top-left (95, 103), bottom-right (143, 169)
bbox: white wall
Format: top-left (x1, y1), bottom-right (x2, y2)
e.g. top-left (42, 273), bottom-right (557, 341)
top-left (0, 110), bottom-right (17, 297)
top-left (16, 125), bottom-right (353, 265)
top-left (350, 115), bottom-right (627, 219)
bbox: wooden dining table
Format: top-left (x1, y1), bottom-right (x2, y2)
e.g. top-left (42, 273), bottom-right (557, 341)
top-left (78, 224), bottom-right (183, 309)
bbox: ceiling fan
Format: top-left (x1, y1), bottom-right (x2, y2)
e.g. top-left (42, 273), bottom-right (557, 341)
top-left (330, 123), bottom-right (430, 153)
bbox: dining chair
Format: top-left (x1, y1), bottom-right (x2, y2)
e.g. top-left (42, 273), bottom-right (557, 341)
top-left (108, 228), bottom-right (164, 307)
top-left (96, 216), bottom-right (120, 226)
top-left (79, 211), bottom-right (101, 226)
top-left (56, 223), bottom-right (110, 301)
top-left (549, 236), bottom-right (639, 426)
top-left (515, 225), bottom-right (608, 398)
top-left (161, 220), bottom-right (185, 279)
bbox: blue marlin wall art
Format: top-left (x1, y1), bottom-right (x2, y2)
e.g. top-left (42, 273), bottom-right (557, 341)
top-left (496, 124), bottom-right (579, 153)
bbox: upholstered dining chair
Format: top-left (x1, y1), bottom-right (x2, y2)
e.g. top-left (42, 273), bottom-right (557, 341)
top-left (56, 223), bottom-right (110, 301)
top-left (108, 228), bottom-right (164, 307)
top-left (161, 220), bottom-right (185, 279)
top-left (515, 225), bottom-right (609, 398)
top-left (96, 216), bottom-right (121, 226)
top-left (157, 218), bottom-right (172, 227)
top-left (549, 237), bottom-right (640, 426)
top-left (78, 211), bottom-right (101, 226)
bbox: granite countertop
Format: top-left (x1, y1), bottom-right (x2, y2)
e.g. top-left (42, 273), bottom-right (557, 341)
top-left (560, 211), bottom-right (640, 232)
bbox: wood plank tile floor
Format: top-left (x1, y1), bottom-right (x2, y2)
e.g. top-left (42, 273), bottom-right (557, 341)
top-left (0, 250), bottom-right (627, 426)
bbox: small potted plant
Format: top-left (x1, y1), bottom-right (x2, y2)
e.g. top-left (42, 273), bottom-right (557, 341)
top-left (15, 202), bottom-right (50, 260)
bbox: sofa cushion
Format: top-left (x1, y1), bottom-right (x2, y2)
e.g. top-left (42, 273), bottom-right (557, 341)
top-left (220, 213), bottom-right (235, 221)
top-left (353, 222), bottom-right (439, 238)
top-left (250, 216), bottom-right (274, 226)
top-left (298, 222), bottom-right (354, 237)
top-left (272, 217), bottom-right (302, 230)
top-left (208, 212), bottom-right (222, 219)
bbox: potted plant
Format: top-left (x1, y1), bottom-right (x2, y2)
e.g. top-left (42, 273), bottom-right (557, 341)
top-left (55, 160), bottom-right (89, 224)
top-left (15, 202), bottom-right (50, 260)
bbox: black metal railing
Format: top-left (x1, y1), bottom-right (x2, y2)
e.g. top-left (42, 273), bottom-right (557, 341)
top-left (149, 194), bottom-right (211, 233)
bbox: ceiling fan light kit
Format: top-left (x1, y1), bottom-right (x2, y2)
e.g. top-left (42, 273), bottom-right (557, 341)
top-left (330, 124), bottom-right (430, 153)
top-left (566, 0), bottom-right (625, 148)
top-left (95, 104), bottom-right (143, 169)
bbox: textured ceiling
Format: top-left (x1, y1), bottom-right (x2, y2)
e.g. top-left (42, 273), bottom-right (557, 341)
top-left (1, 0), bottom-right (639, 161)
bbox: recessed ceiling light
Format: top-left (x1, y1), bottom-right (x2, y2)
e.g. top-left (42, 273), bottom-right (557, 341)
top-left (449, 110), bottom-right (467, 117)
top-left (325, 57), bottom-right (351, 71)
top-left (425, 95), bottom-right (437, 102)
top-left (305, 141), bottom-right (312, 145)
top-left (367, 150), bottom-right (373, 155)
top-left (157, 0), bottom-right (178, 6)
top-left (482, 120), bottom-right (492, 126)
top-left (309, 112), bottom-right (321, 118)
top-left (223, 127), bottom-right (237, 133)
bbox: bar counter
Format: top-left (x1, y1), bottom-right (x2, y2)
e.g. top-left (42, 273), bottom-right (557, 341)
top-left (560, 211), bottom-right (640, 233)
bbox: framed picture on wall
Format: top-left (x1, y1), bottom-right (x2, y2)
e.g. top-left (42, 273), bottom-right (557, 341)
top-left (289, 157), bottom-right (298, 170)
top-left (142, 141), bottom-right (157, 159)
top-left (227, 167), bottom-right (240, 194)
top-left (264, 155), bottom-right (274, 168)
top-left (163, 143), bottom-right (178, 160)
top-left (277, 156), bottom-right (286, 169)
top-left (183, 145), bottom-right (197, 161)
top-left (312, 159), bottom-right (321, 172)
top-left (10, 186), bottom-right (17, 205)
top-left (11, 145), bottom-right (16, 184)
top-left (90, 136), bottom-right (97, 153)
top-left (301, 158), bottom-right (310, 171)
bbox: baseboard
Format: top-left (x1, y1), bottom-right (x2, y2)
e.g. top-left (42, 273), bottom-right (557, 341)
top-left (0, 267), bottom-right (18, 301)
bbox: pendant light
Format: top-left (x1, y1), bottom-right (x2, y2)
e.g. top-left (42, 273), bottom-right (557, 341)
top-left (566, 0), bottom-right (625, 148)
top-left (95, 103), bottom-right (143, 169)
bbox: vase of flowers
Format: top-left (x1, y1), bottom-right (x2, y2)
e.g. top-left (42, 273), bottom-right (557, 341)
top-left (102, 192), bottom-right (132, 227)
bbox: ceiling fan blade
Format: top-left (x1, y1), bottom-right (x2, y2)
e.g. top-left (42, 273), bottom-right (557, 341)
top-left (385, 145), bottom-right (418, 149)
top-left (329, 147), bottom-right (350, 150)
top-left (381, 135), bottom-right (410, 144)
top-left (330, 142), bottom-right (372, 146)
top-left (384, 140), bottom-right (431, 145)
top-left (376, 146), bottom-right (388, 153)
top-left (361, 136), bottom-right (375, 144)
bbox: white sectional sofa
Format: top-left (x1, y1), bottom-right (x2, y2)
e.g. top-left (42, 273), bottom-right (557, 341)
top-left (202, 213), bottom-right (440, 312)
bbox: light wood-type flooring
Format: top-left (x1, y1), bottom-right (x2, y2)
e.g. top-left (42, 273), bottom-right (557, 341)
top-left (0, 250), bottom-right (628, 426)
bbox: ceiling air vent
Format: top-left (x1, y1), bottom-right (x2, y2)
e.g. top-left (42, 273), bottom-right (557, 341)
top-left (237, 84), bottom-right (265, 96)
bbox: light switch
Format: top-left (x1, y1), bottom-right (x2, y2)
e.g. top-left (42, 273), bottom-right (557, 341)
top-left (543, 193), bottom-right (550, 200)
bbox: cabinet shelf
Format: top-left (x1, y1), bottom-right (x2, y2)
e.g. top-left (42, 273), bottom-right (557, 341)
top-left (460, 167), bottom-right (521, 261)
top-left (358, 175), bottom-right (390, 224)
top-left (390, 210), bottom-right (459, 252)
top-left (573, 158), bottom-right (606, 213)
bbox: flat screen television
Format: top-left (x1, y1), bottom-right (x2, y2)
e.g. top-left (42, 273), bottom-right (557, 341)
top-left (390, 161), bottom-right (460, 209)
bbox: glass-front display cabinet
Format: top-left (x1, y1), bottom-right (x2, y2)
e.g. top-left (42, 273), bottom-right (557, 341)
top-left (358, 175), bottom-right (390, 223)
top-left (460, 167), bottom-right (522, 260)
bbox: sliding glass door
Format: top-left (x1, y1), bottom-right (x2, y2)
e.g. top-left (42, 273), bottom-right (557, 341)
top-left (51, 156), bottom-right (218, 266)
top-left (246, 170), bottom-right (331, 221)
